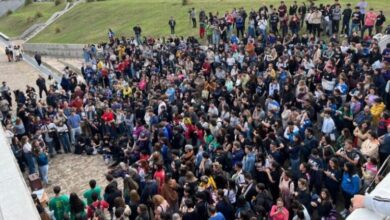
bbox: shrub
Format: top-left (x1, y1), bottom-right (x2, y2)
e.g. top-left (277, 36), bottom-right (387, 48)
top-left (25, 0), bottom-right (32, 6)
top-left (96, 0), bottom-right (106, 1)
top-left (55, 27), bottom-right (61, 33)
top-left (86, 0), bottom-right (95, 2)
top-left (67, 0), bottom-right (73, 2)
top-left (35, 11), bottom-right (43, 19)
top-left (182, 0), bottom-right (189, 5)
top-left (54, 0), bottom-right (62, 6)
top-left (27, 16), bottom-right (34, 22)
top-left (6, 10), bottom-right (13, 16)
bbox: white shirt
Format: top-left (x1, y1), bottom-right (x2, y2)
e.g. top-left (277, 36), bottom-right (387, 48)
top-left (23, 143), bottom-right (32, 153)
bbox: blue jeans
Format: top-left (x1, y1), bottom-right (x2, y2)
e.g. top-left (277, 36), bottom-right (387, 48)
top-left (39, 164), bottom-right (49, 184)
top-left (24, 152), bottom-right (36, 174)
top-left (58, 132), bottom-right (71, 153)
top-left (70, 127), bottom-right (82, 144)
top-left (350, 22), bottom-right (360, 36)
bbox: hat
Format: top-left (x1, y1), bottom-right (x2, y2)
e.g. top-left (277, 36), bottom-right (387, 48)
top-left (201, 176), bottom-right (209, 183)
top-left (185, 171), bottom-right (197, 182)
top-left (185, 144), bottom-right (193, 151)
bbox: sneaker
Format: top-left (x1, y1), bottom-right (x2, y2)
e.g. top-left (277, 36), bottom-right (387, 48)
top-left (340, 209), bottom-right (347, 216)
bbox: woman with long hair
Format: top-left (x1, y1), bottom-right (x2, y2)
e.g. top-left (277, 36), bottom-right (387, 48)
top-left (340, 162), bottom-right (360, 218)
top-left (311, 188), bottom-right (334, 219)
top-left (361, 131), bottom-right (380, 159)
top-left (69, 193), bottom-right (86, 220)
top-left (123, 176), bottom-right (139, 204)
top-left (161, 173), bottom-right (179, 213)
top-left (114, 197), bottom-right (131, 219)
top-left (129, 190), bottom-right (140, 220)
top-left (323, 157), bottom-right (342, 202)
top-left (152, 194), bottom-right (170, 220)
top-left (21, 136), bottom-right (35, 174)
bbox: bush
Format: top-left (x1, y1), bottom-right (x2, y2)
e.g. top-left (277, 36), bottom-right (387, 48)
top-left (35, 11), bottom-right (43, 19)
top-left (182, 0), bottom-right (189, 5)
top-left (25, 0), bottom-right (32, 6)
top-left (67, 0), bottom-right (73, 2)
top-left (27, 16), bottom-right (34, 22)
top-left (6, 10), bottom-right (13, 16)
top-left (86, 0), bottom-right (95, 2)
top-left (96, 0), bottom-right (106, 1)
top-left (54, 0), bottom-right (62, 6)
top-left (55, 27), bottom-right (61, 33)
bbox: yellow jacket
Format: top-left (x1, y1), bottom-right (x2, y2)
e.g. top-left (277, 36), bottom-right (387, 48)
top-left (370, 102), bottom-right (385, 124)
top-left (123, 87), bottom-right (132, 98)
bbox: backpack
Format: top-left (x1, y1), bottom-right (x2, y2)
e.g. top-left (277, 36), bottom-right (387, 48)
top-left (90, 201), bottom-right (106, 220)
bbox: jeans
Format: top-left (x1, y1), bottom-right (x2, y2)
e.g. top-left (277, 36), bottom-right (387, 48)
top-left (350, 22), bottom-right (360, 36)
top-left (46, 141), bottom-right (55, 155)
top-left (24, 152), bottom-right (36, 174)
top-left (212, 33), bottom-right (220, 45)
top-left (361, 25), bottom-right (373, 38)
top-left (341, 20), bottom-right (350, 34)
top-left (290, 157), bottom-right (300, 179)
top-left (58, 132), bottom-right (71, 153)
top-left (70, 127), bottom-right (82, 145)
top-left (39, 164), bottom-right (49, 184)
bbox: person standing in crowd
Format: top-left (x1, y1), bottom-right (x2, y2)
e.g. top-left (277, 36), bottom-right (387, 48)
top-left (133, 24), bottom-right (142, 45)
top-left (83, 179), bottom-right (102, 205)
top-left (375, 10), bottom-right (386, 34)
top-left (34, 51), bottom-right (42, 66)
top-left (21, 136), bottom-right (35, 174)
top-left (340, 162), bottom-right (360, 218)
top-left (190, 8), bottom-right (196, 28)
top-left (341, 3), bottom-right (352, 35)
top-left (356, 0), bottom-right (368, 27)
top-left (169, 16), bottom-right (176, 35)
top-left (36, 76), bottom-right (47, 99)
top-left (68, 110), bottom-right (82, 145)
top-left (361, 8), bottom-right (377, 38)
top-left (49, 186), bottom-right (69, 220)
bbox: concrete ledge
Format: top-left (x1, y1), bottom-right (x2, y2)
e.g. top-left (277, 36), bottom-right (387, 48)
top-left (0, 32), bottom-right (9, 41)
top-left (0, 127), bottom-right (40, 220)
top-left (22, 43), bottom-right (84, 58)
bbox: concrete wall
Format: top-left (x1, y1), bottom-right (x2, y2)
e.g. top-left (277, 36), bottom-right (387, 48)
top-left (0, 127), bottom-right (40, 220)
top-left (22, 43), bottom-right (84, 58)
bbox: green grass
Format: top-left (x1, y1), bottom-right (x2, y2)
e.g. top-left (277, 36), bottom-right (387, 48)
top-left (0, 2), bottom-right (66, 38)
top-left (30, 0), bottom-right (390, 44)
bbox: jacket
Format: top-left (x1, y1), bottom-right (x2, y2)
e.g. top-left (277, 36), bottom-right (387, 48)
top-left (341, 173), bottom-right (360, 195)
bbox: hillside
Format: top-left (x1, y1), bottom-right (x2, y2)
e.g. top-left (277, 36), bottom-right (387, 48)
top-left (28, 0), bottom-right (390, 44)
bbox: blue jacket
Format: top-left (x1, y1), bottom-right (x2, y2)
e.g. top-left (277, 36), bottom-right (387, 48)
top-left (242, 152), bottom-right (256, 174)
top-left (341, 173), bottom-right (360, 195)
top-left (232, 149), bottom-right (244, 166)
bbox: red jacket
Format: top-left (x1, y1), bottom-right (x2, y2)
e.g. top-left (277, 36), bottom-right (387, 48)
top-left (101, 111), bottom-right (114, 122)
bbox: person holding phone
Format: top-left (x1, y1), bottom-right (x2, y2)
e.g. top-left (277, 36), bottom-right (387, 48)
top-left (270, 197), bottom-right (289, 220)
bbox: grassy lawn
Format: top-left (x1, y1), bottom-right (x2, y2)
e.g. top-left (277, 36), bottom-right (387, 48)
top-left (30, 0), bottom-right (390, 44)
top-left (0, 2), bottom-right (66, 38)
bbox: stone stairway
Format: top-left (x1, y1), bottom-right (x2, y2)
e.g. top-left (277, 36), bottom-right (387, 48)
top-left (22, 0), bottom-right (82, 41)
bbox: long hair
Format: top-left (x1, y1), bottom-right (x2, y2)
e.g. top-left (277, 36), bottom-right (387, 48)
top-left (69, 193), bottom-right (84, 214)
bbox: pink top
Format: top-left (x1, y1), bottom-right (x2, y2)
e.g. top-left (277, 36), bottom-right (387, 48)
top-left (270, 205), bottom-right (289, 220)
top-left (365, 12), bottom-right (377, 26)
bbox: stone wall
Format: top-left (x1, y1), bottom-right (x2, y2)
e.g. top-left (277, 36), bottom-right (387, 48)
top-left (22, 43), bottom-right (84, 58)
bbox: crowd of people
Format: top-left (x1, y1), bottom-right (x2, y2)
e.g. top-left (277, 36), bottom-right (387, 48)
top-left (3, 0), bottom-right (390, 220)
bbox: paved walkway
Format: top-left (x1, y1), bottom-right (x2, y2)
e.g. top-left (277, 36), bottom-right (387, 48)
top-left (0, 48), bottom-right (111, 199)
